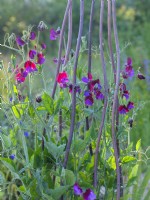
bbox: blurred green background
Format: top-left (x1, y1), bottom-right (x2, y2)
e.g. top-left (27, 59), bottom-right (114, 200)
top-left (0, 0), bottom-right (150, 148)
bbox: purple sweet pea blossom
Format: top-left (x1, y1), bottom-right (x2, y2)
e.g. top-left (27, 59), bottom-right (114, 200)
top-left (29, 49), bottom-right (36, 59)
top-left (24, 60), bottom-right (37, 73)
top-left (16, 37), bottom-right (25, 46)
top-left (122, 90), bottom-right (130, 100)
top-left (37, 53), bottom-right (45, 65)
top-left (83, 189), bottom-right (96, 200)
top-left (29, 32), bottom-right (36, 40)
top-left (127, 101), bottom-right (134, 110)
top-left (50, 28), bottom-right (60, 40)
top-left (122, 57), bottom-right (134, 79)
top-left (85, 94), bottom-right (94, 106)
top-left (73, 183), bottom-right (83, 196)
top-left (41, 43), bottom-right (46, 49)
top-left (118, 105), bottom-right (129, 114)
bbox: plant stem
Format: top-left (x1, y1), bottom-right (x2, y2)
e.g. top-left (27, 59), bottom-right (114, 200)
top-left (86, 0), bottom-right (95, 157)
top-left (51, 0), bottom-right (71, 99)
top-left (63, 0), bottom-right (84, 169)
top-left (94, 0), bottom-right (109, 188)
top-left (64, 0), bottom-right (72, 66)
top-left (112, 0), bottom-right (121, 199)
top-left (107, 0), bottom-right (116, 83)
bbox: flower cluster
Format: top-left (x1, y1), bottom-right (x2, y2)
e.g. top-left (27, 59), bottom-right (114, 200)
top-left (119, 82), bottom-right (134, 114)
top-left (15, 31), bottom-right (46, 83)
top-left (73, 183), bottom-right (96, 200)
top-left (122, 57), bottom-right (134, 79)
top-left (82, 73), bottom-right (104, 106)
top-left (50, 27), bottom-right (60, 40)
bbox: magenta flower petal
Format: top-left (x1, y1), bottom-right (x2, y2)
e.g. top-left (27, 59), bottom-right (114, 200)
top-left (88, 73), bottom-right (93, 80)
top-left (127, 57), bottom-right (132, 65)
top-left (15, 73), bottom-right (26, 83)
top-left (57, 71), bottom-right (69, 88)
top-left (118, 105), bottom-right (129, 114)
top-left (83, 189), bottom-right (96, 200)
top-left (127, 101), bottom-right (134, 110)
top-left (29, 49), bottom-right (36, 59)
top-left (24, 60), bottom-right (37, 73)
top-left (29, 32), bottom-right (36, 40)
top-left (73, 183), bottom-right (83, 196)
top-left (16, 37), bottom-right (25, 46)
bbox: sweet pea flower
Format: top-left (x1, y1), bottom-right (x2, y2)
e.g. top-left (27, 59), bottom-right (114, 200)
top-left (16, 36), bottom-right (25, 46)
top-left (127, 101), bottom-right (134, 110)
top-left (122, 57), bottom-right (134, 79)
top-left (24, 60), bottom-right (37, 73)
top-left (118, 105), bottom-right (129, 114)
top-left (29, 49), bottom-right (36, 59)
top-left (15, 68), bottom-right (28, 83)
top-left (83, 189), bottom-right (96, 200)
top-left (41, 43), bottom-right (46, 49)
top-left (73, 183), bottom-right (83, 196)
top-left (122, 90), bottom-right (130, 100)
top-left (137, 72), bottom-right (145, 80)
top-left (29, 32), bottom-right (36, 40)
top-left (37, 53), bottom-right (45, 65)
top-left (50, 28), bottom-right (60, 40)
top-left (85, 93), bottom-right (94, 106)
top-left (57, 71), bottom-right (69, 88)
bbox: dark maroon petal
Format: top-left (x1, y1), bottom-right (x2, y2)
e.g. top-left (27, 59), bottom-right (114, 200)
top-left (85, 95), bottom-right (94, 106)
top-left (118, 105), bottom-right (129, 114)
top-left (119, 83), bottom-right (126, 92)
top-left (83, 189), bottom-right (96, 200)
top-left (137, 73), bottom-right (145, 80)
top-left (127, 101), bottom-right (134, 110)
top-left (29, 32), bottom-right (36, 40)
top-left (16, 37), bottom-right (25, 46)
top-left (73, 183), bottom-right (83, 196)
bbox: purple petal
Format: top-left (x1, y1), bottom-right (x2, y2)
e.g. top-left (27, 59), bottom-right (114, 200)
top-left (84, 90), bottom-right (90, 97)
top-left (83, 189), bottom-right (96, 200)
top-left (29, 32), bottom-right (36, 40)
top-left (16, 37), bottom-right (25, 46)
top-left (73, 183), bottom-right (83, 196)
top-left (82, 77), bottom-right (89, 83)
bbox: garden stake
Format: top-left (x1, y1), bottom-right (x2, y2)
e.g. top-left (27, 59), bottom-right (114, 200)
top-left (63, 0), bottom-right (84, 169)
top-left (112, 0), bottom-right (121, 199)
top-left (94, 0), bottom-right (109, 188)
